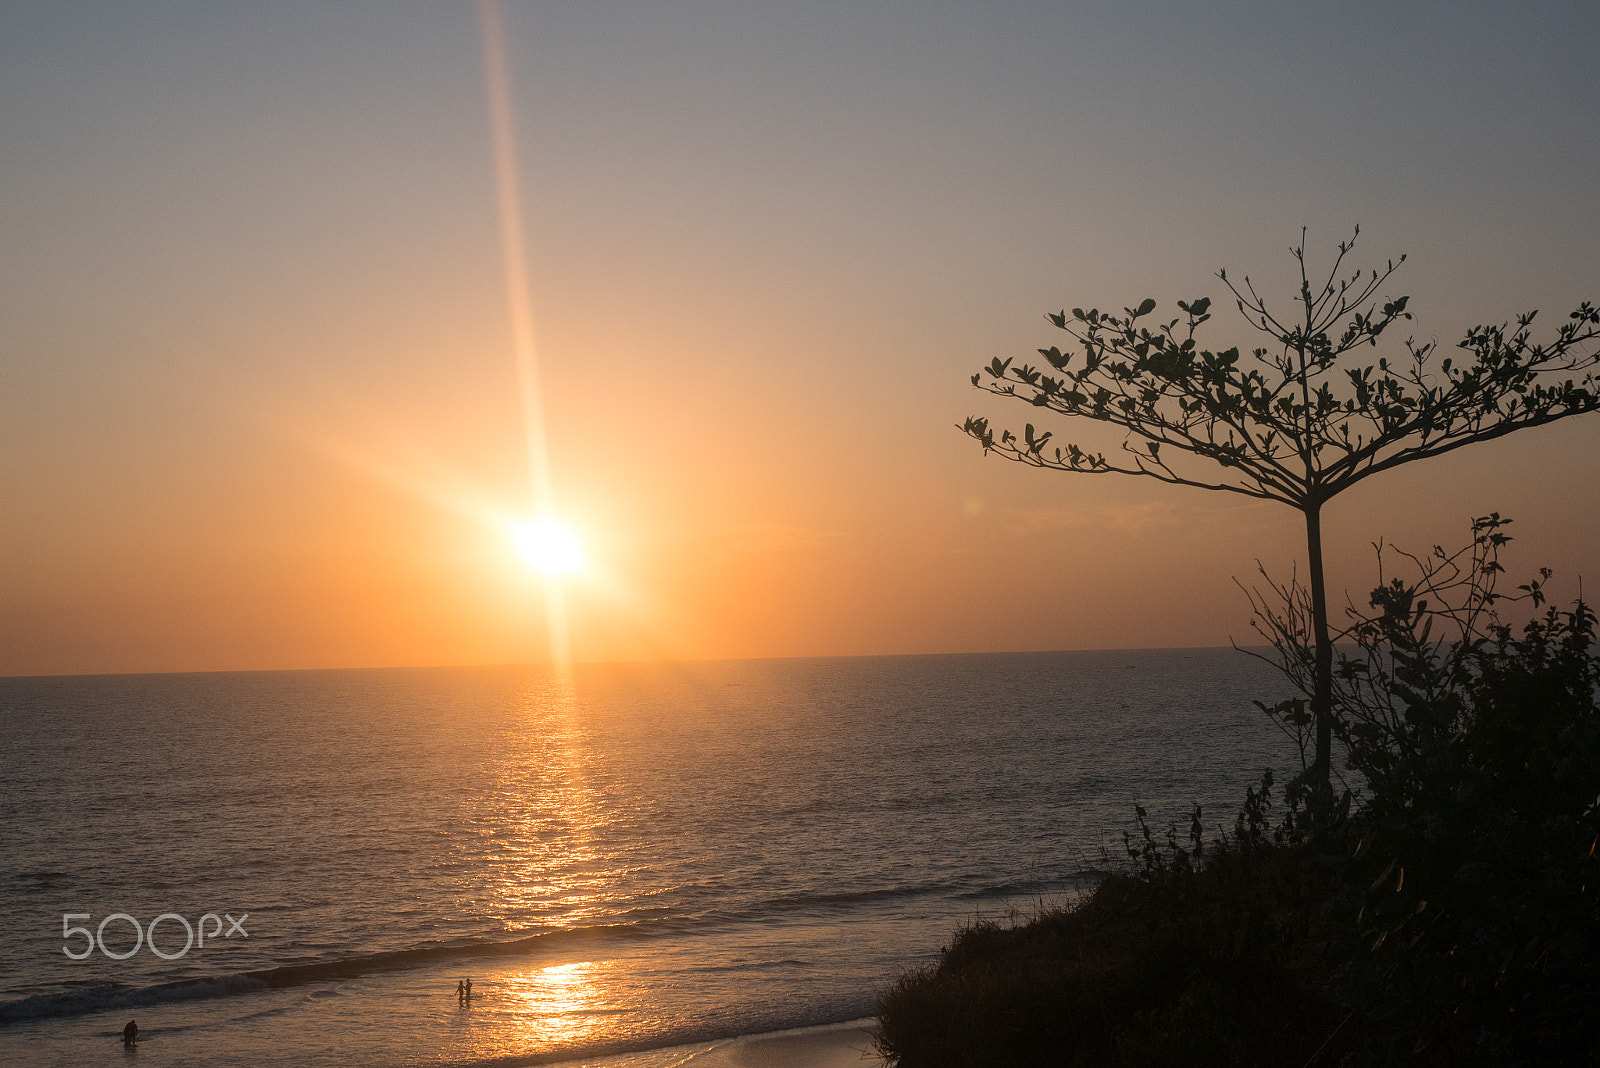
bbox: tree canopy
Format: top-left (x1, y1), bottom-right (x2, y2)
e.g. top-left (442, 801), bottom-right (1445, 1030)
top-left (964, 232), bottom-right (1599, 508)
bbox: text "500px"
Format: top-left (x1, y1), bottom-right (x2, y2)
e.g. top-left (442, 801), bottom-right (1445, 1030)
top-left (63, 912), bottom-right (249, 960)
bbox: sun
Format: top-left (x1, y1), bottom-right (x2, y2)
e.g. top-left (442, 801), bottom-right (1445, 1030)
top-left (510, 518), bottom-right (586, 576)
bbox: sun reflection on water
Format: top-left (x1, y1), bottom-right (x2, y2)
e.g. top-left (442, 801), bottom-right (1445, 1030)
top-left (503, 961), bottom-right (604, 1046)
top-left (465, 671), bottom-right (627, 932)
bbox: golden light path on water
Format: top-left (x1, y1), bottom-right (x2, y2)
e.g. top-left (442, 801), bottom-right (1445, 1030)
top-left (504, 962), bottom-right (605, 1049)
top-left (479, 0), bottom-right (574, 668)
top-left (487, 676), bottom-right (611, 1050)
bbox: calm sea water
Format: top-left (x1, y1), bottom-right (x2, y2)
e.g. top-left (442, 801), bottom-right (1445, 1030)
top-left (0, 650), bottom-right (1295, 1066)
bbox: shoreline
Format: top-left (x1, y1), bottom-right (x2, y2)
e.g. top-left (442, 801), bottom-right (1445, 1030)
top-left (542, 1019), bottom-right (880, 1068)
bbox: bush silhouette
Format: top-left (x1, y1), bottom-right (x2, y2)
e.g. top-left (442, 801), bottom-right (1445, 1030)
top-left (877, 522), bottom-right (1600, 1065)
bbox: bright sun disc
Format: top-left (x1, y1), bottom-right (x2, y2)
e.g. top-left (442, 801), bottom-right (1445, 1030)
top-left (511, 518), bottom-right (586, 576)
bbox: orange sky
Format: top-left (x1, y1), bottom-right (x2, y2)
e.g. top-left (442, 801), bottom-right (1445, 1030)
top-left (3, 2), bottom-right (1598, 676)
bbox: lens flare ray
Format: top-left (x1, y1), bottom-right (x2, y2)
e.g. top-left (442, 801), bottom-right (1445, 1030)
top-left (479, 0), bottom-right (573, 666)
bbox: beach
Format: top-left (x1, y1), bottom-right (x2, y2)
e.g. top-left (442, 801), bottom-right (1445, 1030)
top-left (0, 653), bottom-right (1294, 1066)
top-left (548, 1020), bottom-right (879, 1068)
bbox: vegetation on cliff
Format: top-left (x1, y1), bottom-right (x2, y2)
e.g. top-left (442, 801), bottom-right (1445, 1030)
top-left (877, 521), bottom-right (1600, 1065)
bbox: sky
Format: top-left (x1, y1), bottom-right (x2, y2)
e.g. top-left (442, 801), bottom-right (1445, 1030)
top-left (2, 0), bottom-right (1598, 676)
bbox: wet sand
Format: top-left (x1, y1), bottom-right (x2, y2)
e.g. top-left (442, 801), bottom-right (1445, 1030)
top-left (546, 1019), bottom-right (881, 1068)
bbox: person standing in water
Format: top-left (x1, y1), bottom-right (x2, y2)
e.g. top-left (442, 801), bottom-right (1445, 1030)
top-left (456, 980), bottom-right (465, 1004)
top-left (465, 978), bottom-right (473, 1001)
top-left (123, 1020), bottom-right (138, 1046)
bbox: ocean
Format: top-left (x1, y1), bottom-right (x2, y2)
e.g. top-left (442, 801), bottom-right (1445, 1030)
top-left (0, 649), bottom-right (1297, 1066)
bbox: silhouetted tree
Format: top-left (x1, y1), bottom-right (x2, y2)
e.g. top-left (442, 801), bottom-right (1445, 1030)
top-left (963, 229), bottom-right (1600, 813)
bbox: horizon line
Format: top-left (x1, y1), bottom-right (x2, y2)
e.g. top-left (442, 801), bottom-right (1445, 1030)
top-left (0, 643), bottom-right (1275, 682)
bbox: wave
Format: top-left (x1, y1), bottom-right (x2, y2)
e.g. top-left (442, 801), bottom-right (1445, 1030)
top-left (714, 880), bottom-right (958, 921)
top-left (1, 972), bottom-right (273, 1027)
top-left (0, 920), bottom-right (662, 1025)
top-left (712, 871), bottom-right (1095, 919)
top-left (953, 874), bottom-right (1095, 900)
top-left (0, 873), bottom-right (1084, 1027)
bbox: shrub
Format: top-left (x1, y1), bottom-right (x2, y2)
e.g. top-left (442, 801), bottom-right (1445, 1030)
top-left (878, 519), bottom-right (1600, 1065)
top-left (875, 790), bottom-right (1349, 1067)
top-left (1330, 530), bottom-right (1600, 1062)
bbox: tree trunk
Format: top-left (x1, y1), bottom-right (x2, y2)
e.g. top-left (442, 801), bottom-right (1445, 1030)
top-left (1304, 501), bottom-right (1335, 819)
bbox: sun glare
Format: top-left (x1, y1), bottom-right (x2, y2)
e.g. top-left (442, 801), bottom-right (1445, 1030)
top-left (511, 518), bottom-right (586, 576)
